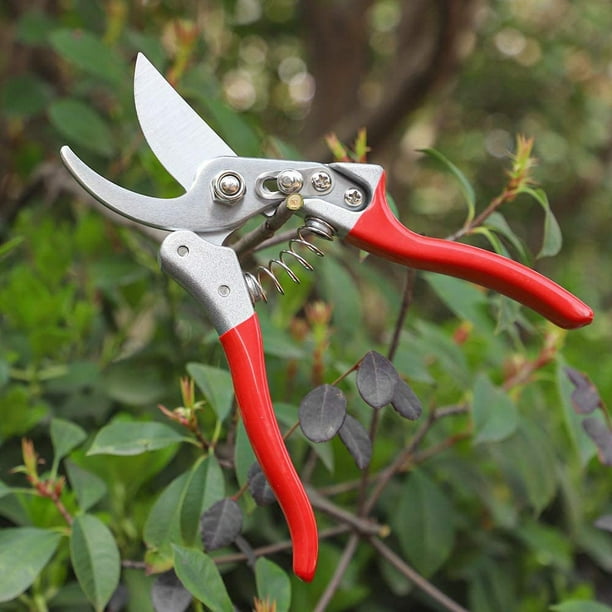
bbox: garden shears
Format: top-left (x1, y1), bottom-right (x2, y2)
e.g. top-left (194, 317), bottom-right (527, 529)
top-left (61, 54), bottom-right (593, 581)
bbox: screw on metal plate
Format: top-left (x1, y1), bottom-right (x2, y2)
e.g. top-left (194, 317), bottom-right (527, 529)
top-left (344, 187), bottom-right (364, 207)
top-left (311, 170), bottom-right (332, 193)
top-left (277, 169), bottom-right (304, 195)
top-left (213, 171), bottom-right (246, 204)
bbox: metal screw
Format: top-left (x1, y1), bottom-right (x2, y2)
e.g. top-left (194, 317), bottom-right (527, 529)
top-left (277, 169), bottom-right (304, 195)
top-left (311, 171), bottom-right (332, 193)
top-left (213, 171), bottom-right (246, 204)
top-left (177, 245), bottom-right (189, 257)
top-left (218, 284), bottom-right (231, 297)
top-left (344, 187), bottom-right (364, 207)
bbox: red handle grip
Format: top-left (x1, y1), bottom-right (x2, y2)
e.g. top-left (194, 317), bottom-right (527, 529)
top-left (347, 174), bottom-right (593, 329)
top-left (219, 314), bottom-right (318, 581)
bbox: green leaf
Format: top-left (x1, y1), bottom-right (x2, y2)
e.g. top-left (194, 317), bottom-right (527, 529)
top-left (423, 272), bottom-right (489, 326)
top-left (102, 361), bottom-right (168, 406)
top-left (319, 255), bottom-right (364, 343)
top-left (194, 96), bottom-right (261, 157)
top-left (16, 9), bottom-right (56, 45)
top-left (88, 420), bottom-right (185, 456)
top-left (50, 418), bottom-right (87, 474)
top-left (0, 527), bottom-right (62, 602)
top-left (413, 320), bottom-right (471, 389)
top-left (234, 420), bottom-right (256, 487)
top-left (65, 461), bottom-right (107, 512)
top-left (393, 469), bottom-right (455, 576)
top-left (179, 455), bottom-right (225, 546)
top-left (520, 187), bottom-right (562, 258)
top-left (489, 420), bottom-right (557, 514)
top-left (0, 359), bottom-right (9, 389)
top-left (517, 520), bottom-right (572, 571)
top-left (420, 148), bottom-right (476, 224)
top-left (551, 602), bottom-right (612, 612)
top-left (144, 472), bottom-right (189, 568)
top-left (255, 558), bottom-right (291, 612)
top-left (471, 226), bottom-right (510, 257)
top-left (70, 514), bottom-right (120, 612)
top-left (172, 545), bottom-right (233, 612)
top-left (468, 558), bottom-right (518, 612)
top-left (49, 29), bottom-right (126, 87)
top-left (485, 212), bottom-right (530, 263)
top-left (472, 373), bottom-right (518, 445)
top-left (0, 235), bottom-right (24, 260)
top-left (1, 74), bottom-right (51, 118)
top-left (49, 98), bottom-right (114, 157)
top-left (187, 363), bottom-right (235, 422)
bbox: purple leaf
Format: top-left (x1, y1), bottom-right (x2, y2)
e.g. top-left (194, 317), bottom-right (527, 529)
top-left (582, 418), bottom-right (612, 466)
top-left (299, 384), bottom-right (347, 442)
top-left (565, 367), bottom-right (603, 414)
top-left (594, 515), bottom-right (612, 533)
top-left (200, 498), bottom-right (243, 551)
top-left (151, 570), bottom-right (192, 612)
top-left (247, 462), bottom-right (276, 506)
top-left (339, 414), bottom-right (372, 469)
top-left (357, 351), bottom-right (400, 409)
top-left (391, 380), bottom-right (423, 421)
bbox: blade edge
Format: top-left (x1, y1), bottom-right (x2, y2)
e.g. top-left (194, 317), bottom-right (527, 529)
top-left (134, 53), bottom-right (236, 190)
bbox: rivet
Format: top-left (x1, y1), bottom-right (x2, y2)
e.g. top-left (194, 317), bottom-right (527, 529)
top-left (277, 169), bottom-right (304, 195)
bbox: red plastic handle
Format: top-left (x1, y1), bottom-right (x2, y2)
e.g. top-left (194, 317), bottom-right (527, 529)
top-left (347, 173), bottom-right (593, 329)
top-left (219, 313), bottom-right (318, 581)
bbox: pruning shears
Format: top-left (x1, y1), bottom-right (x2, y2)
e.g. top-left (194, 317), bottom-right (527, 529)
top-left (61, 54), bottom-right (593, 581)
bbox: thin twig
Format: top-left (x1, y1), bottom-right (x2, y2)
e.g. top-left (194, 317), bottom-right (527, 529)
top-left (355, 269), bottom-right (416, 516)
top-left (369, 537), bottom-right (469, 612)
top-left (232, 197), bottom-right (300, 258)
top-left (212, 525), bottom-right (351, 566)
top-left (387, 268), bottom-right (416, 362)
top-left (307, 487), bottom-right (388, 537)
top-left (314, 534), bottom-right (360, 612)
top-left (363, 405), bottom-right (468, 515)
top-left (446, 190), bottom-right (509, 241)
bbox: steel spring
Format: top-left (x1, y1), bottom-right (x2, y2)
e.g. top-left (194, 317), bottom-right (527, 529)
top-left (244, 217), bottom-right (336, 303)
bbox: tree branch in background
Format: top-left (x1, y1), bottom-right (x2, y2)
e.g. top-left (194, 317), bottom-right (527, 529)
top-left (302, 0), bottom-right (481, 160)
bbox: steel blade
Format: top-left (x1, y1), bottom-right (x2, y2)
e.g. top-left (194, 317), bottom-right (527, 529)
top-left (134, 53), bottom-right (236, 190)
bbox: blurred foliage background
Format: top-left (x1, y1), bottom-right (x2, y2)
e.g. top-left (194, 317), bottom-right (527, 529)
top-left (1, 0), bottom-right (611, 611)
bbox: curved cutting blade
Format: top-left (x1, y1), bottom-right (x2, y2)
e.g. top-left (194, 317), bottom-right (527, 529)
top-left (134, 53), bottom-right (236, 190)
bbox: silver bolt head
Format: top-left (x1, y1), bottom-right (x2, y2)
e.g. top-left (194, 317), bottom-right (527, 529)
top-left (311, 170), bottom-right (333, 193)
top-left (213, 171), bottom-right (246, 204)
top-left (344, 187), bottom-right (364, 207)
top-left (277, 169), bottom-right (304, 195)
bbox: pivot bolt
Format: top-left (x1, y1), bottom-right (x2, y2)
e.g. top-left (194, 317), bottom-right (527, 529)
top-left (344, 187), bottom-right (364, 207)
top-left (277, 169), bottom-right (304, 195)
top-left (311, 170), bottom-right (333, 193)
top-left (213, 171), bottom-right (246, 204)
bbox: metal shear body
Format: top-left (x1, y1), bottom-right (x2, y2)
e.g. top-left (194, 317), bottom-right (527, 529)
top-left (61, 54), bottom-right (593, 581)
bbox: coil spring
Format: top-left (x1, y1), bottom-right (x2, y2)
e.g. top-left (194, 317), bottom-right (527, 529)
top-left (244, 217), bottom-right (336, 303)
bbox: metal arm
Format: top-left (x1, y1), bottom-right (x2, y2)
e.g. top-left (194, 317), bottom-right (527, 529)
top-left (159, 231), bottom-right (318, 581)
